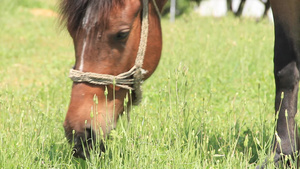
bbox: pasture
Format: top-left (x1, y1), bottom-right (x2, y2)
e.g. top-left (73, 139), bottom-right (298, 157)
top-left (0, 0), bottom-right (294, 168)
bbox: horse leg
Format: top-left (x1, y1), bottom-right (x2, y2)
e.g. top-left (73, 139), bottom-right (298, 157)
top-left (274, 61), bottom-right (300, 166)
top-left (273, 22), bottom-right (300, 167)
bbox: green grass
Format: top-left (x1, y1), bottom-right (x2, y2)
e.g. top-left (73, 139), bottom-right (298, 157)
top-left (1, 0), bottom-right (297, 168)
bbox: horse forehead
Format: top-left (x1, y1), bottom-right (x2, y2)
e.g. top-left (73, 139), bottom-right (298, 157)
top-left (109, 1), bottom-right (141, 22)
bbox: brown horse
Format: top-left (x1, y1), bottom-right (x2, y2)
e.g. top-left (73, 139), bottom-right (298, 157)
top-left (59, 0), bottom-right (168, 159)
top-left (60, 0), bottom-right (300, 166)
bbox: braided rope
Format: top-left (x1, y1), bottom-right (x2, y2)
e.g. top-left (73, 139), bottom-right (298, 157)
top-left (132, 0), bottom-right (149, 105)
top-left (69, 66), bottom-right (136, 90)
top-left (69, 0), bottom-right (152, 105)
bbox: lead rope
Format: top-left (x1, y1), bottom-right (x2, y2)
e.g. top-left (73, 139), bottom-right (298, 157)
top-left (132, 0), bottom-right (149, 105)
top-left (69, 0), bottom-right (154, 105)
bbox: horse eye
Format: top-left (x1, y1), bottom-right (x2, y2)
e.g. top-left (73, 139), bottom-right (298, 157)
top-left (116, 31), bottom-right (130, 41)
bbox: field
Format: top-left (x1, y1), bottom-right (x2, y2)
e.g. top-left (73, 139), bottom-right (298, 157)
top-left (1, 0), bottom-right (296, 168)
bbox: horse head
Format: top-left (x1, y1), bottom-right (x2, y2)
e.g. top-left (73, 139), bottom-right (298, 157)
top-left (60, 0), bottom-right (168, 158)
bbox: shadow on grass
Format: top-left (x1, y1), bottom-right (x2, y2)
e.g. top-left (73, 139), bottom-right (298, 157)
top-left (193, 120), bottom-right (272, 164)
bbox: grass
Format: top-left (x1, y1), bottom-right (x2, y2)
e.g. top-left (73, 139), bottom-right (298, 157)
top-left (1, 0), bottom-right (298, 168)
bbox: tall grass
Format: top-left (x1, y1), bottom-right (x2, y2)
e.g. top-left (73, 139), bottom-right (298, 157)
top-left (1, 0), bottom-right (298, 168)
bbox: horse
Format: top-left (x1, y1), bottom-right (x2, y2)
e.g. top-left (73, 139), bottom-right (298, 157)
top-left (59, 0), bottom-right (168, 159)
top-left (266, 0), bottom-right (300, 167)
top-left (59, 0), bottom-right (300, 166)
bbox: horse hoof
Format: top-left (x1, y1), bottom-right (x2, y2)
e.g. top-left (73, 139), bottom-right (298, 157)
top-left (255, 164), bottom-right (263, 169)
top-left (255, 152), bottom-right (283, 169)
top-left (257, 151), bottom-right (299, 168)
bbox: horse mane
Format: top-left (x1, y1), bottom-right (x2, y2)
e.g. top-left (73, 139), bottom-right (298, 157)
top-left (59, 0), bottom-right (125, 31)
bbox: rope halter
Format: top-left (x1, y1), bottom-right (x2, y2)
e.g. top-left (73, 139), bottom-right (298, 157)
top-left (69, 0), bottom-right (159, 105)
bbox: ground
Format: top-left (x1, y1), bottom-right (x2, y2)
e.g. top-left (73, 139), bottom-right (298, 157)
top-left (1, 0), bottom-right (297, 168)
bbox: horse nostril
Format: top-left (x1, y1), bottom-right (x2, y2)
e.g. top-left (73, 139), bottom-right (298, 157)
top-left (71, 128), bottom-right (94, 159)
top-left (71, 128), bottom-right (105, 159)
top-left (72, 147), bottom-right (77, 154)
top-left (72, 144), bottom-right (89, 159)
